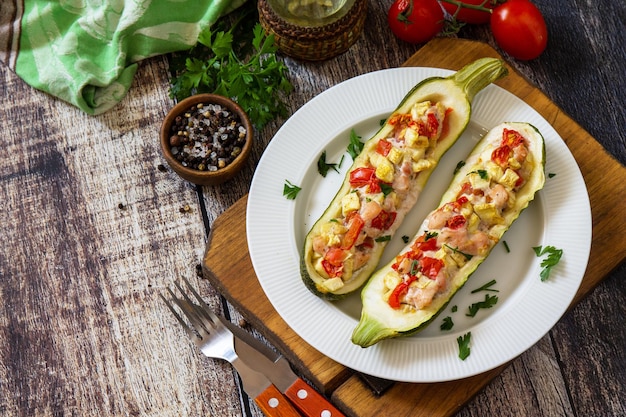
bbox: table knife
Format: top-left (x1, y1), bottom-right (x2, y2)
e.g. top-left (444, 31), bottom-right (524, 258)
top-left (223, 320), bottom-right (346, 417)
top-left (223, 353), bottom-right (303, 417)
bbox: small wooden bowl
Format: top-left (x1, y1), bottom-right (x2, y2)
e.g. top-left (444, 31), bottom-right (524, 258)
top-left (160, 94), bottom-right (253, 186)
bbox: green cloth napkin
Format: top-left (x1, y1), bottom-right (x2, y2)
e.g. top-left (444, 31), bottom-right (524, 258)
top-left (1, 0), bottom-right (245, 114)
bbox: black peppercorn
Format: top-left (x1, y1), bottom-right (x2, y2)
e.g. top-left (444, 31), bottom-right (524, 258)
top-left (167, 102), bottom-right (247, 172)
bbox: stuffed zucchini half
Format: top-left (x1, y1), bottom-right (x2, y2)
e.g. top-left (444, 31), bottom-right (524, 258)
top-left (301, 58), bottom-right (508, 300)
top-left (351, 122), bottom-right (546, 347)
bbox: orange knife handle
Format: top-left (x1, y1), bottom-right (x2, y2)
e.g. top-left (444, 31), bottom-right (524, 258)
top-left (284, 377), bottom-right (346, 417)
top-left (255, 383), bottom-right (303, 417)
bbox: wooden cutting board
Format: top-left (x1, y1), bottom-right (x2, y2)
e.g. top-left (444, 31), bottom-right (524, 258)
top-left (203, 38), bottom-right (626, 417)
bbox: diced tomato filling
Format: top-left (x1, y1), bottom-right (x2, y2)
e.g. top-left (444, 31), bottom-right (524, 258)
top-left (341, 213), bottom-right (364, 250)
top-left (411, 233), bottom-right (438, 253)
top-left (388, 256), bottom-right (443, 308)
top-left (446, 195), bottom-right (468, 212)
top-left (371, 210), bottom-right (397, 230)
top-left (376, 139), bottom-right (392, 156)
top-left (322, 247), bottom-right (347, 278)
top-left (458, 181), bottom-right (472, 197)
top-left (388, 275), bottom-right (417, 309)
top-left (446, 214), bottom-right (466, 230)
top-left (426, 112), bottom-right (440, 138)
top-left (420, 257), bottom-right (444, 280)
top-left (349, 167), bottom-right (381, 194)
top-left (492, 145), bottom-right (512, 167)
top-left (502, 128), bottom-right (525, 148)
top-left (322, 260), bottom-right (342, 278)
top-left (391, 250), bottom-right (421, 271)
top-left (388, 113), bottom-right (412, 126)
top-left (493, 129), bottom-right (526, 168)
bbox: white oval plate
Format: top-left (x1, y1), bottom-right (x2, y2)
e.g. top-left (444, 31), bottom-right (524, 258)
top-left (246, 67), bottom-right (591, 383)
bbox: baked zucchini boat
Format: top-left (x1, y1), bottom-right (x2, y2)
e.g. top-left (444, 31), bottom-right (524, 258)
top-left (301, 58), bottom-right (508, 299)
top-left (352, 122), bottom-right (546, 347)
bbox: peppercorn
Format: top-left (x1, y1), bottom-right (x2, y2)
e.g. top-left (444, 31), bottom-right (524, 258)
top-left (169, 135), bottom-right (181, 146)
top-left (168, 102), bottom-right (247, 172)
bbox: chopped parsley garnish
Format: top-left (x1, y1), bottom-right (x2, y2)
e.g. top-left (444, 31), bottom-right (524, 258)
top-left (457, 332), bottom-right (471, 360)
top-left (375, 235), bottom-right (391, 243)
top-left (451, 305), bottom-right (458, 313)
top-left (533, 245), bottom-right (564, 281)
top-left (440, 316), bottom-right (454, 331)
top-left (347, 129), bottom-right (364, 159)
top-left (503, 240), bottom-right (510, 253)
top-left (317, 151), bottom-right (343, 177)
top-left (380, 183), bottom-right (394, 196)
top-left (470, 169), bottom-right (488, 179)
top-left (454, 160), bottom-right (466, 174)
top-left (466, 293), bottom-right (499, 317)
top-left (425, 231), bottom-right (438, 241)
top-left (470, 279), bottom-right (499, 294)
top-left (548, 172), bottom-right (557, 178)
top-left (402, 235), bottom-right (410, 244)
top-left (444, 244), bottom-right (473, 261)
top-left (283, 180), bottom-right (301, 200)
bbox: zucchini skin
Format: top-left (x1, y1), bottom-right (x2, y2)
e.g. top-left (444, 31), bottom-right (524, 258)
top-left (301, 58), bottom-right (508, 300)
top-left (352, 122), bottom-right (546, 347)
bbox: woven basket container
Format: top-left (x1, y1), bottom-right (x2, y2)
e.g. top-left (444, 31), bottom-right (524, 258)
top-left (258, 0), bottom-right (368, 61)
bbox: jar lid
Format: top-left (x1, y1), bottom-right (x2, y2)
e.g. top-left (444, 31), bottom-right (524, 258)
top-left (266, 0), bottom-right (356, 27)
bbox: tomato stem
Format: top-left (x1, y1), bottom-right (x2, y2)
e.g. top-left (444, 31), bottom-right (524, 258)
top-left (439, 0), bottom-right (495, 14)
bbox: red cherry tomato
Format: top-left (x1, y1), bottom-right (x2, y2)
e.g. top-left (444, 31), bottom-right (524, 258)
top-left (387, 0), bottom-right (445, 44)
top-left (441, 0), bottom-right (495, 24)
top-left (490, 0), bottom-right (548, 60)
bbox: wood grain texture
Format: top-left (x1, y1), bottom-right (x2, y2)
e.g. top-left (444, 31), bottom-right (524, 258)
top-left (0, 60), bottom-right (247, 416)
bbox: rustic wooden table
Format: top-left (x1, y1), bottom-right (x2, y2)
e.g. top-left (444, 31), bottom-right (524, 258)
top-left (0, 1), bottom-right (624, 416)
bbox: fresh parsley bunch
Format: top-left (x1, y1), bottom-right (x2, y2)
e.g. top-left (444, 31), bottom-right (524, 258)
top-left (169, 20), bottom-right (292, 130)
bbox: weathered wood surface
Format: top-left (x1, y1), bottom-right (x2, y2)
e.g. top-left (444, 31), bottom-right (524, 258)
top-left (0, 1), bottom-right (624, 417)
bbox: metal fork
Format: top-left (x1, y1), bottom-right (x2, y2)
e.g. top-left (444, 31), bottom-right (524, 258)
top-left (160, 278), bottom-right (302, 417)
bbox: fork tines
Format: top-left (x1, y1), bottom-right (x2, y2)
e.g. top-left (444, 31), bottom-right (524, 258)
top-left (160, 277), bottom-right (219, 340)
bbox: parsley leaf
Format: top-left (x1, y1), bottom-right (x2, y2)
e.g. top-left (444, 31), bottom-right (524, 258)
top-left (317, 151), bottom-right (342, 177)
top-left (457, 332), bottom-right (471, 360)
top-left (347, 129), bottom-right (364, 159)
top-left (283, 180), bottom-right (301, 200)
top-left (470, 169), bottom-right (488, 179)
top-left (169, 18), bottom-right (292, 130)
top-left (470, 279), bottom-right (499, 294)
top-left (440, 316), bottom-right (454, 331)
top-left (533, 245), bottom-right (564, 281)
top-left (380, 182), bottom-right (394, 196)
top-left (466, 293), bottom-right (498, 317)
top-left (375, 235), bottom-right (391, 243)
top-left (444, 244), bottom-right (473, 261)
top-left (454, 160), bottom-right (466, 174)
